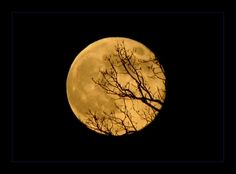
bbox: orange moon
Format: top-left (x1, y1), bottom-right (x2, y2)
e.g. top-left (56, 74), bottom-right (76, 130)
top-left (66, 37), bottom-right (166, 136)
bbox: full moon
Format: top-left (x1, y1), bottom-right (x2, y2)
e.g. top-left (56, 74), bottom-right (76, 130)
top-left (66, 37), bottom-right (166, 136)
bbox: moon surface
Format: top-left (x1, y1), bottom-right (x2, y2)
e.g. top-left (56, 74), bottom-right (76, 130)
top-left (66, 37), bottom-right (166, 136)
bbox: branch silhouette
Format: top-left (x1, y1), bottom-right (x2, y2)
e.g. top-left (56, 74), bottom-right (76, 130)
top-left (86, 99), bottom-right (137, 135)
top-left (86, 41), bottom-right (166, 135)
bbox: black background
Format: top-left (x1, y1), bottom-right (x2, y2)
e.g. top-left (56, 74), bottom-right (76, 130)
top-left (11, 12), bottom-right (223, 164)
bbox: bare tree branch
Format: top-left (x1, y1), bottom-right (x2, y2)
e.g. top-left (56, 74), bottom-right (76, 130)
top-left (86, 41), bottom-right (166, 135)
top-left (93, 42), bottom-right (165, 110)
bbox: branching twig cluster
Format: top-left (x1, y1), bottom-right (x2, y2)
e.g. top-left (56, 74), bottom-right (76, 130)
top-left (86, 41), bottom-right (166, 135)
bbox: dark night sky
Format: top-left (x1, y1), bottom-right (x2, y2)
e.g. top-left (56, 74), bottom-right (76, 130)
top-left (12, 12), bottom-right (223, 163)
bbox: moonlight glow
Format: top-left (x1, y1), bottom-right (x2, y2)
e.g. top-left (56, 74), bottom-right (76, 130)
top-left (66, 37), bottom-right (166, 136)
